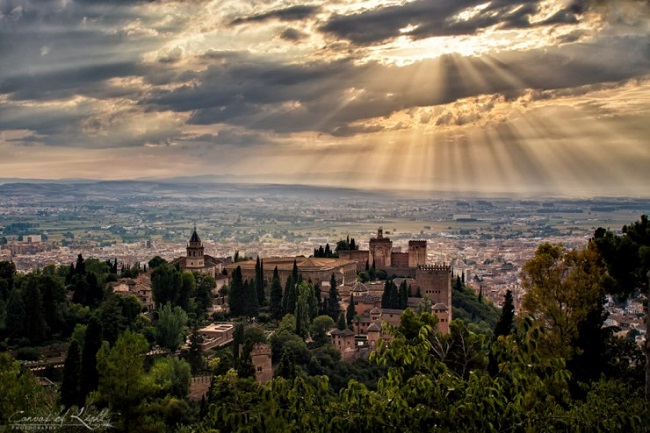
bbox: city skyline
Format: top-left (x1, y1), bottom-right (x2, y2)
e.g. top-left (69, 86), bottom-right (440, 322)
top-left (1, 0), bottom-right (649, 196)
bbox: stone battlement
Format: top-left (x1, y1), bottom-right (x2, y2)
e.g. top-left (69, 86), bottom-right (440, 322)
top-left (418, 263), bottom-right (450, 271)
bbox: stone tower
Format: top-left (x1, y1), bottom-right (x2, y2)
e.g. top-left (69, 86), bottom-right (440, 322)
top-left (186, 226), bottom-right (205, 269)
top-left (369, 227), bottom-right (392, 268)
top-left (408, 240), bottom-right (427, 268)
top-left (250, 344), bottom-right (272, 385)
top-left (415, 263), bottom-right (452, 321)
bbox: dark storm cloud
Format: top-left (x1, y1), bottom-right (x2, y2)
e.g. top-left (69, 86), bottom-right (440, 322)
top-left (230, 5), bottom-right (321, 25)
top-left (280, 28), bottom-right (308, 42)
top-left (0, 61), bottom-right (145, 100)
top-left (144, 33), bottom-right (650, 136)
top-left (319, 0), bottom-right (583, 45)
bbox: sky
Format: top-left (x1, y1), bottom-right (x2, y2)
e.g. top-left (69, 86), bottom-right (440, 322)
top-left (1, 0), bottom-right (649, 196)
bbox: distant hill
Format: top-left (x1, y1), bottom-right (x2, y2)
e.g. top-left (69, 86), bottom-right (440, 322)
top-left (0, 179), bottom-right (384, 201)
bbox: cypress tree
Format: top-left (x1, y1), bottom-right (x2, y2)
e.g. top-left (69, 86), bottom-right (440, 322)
top-left (243, 279), bottom-right (259, 317)
top-left (79, 316), bottom-right (102, 405)
top-left (75, 254), bottom-right (85, 275)
top-left (269, 267), bottom-right (283, 320)
top-left (327, 274), bottom-right (341, 321)
top-left (6, 288), bottom-right (25, 339)
top-left (232, 322), bottom-right (245, 368)
top-left (23, 284), bottom-right (47, 343)
top-left (277, 347), bottom-right (296, 379)
top-left (187, 326), bottom-right (204, 374)
top-left (314, 283), bottom-right (322, 315)
top-left (60, 340), bottom-right (81, 408)
top-left (381, 279), bottom-right (391, 309)
top-left (337, 313), bottom-right (346, 330)
top-left (257, 258), bottom-right (265, 306)
top-left (346, 293), bottom-right (356, 328)
top-left (282, 275), bottom-right (296, 316)
top-left (399, 280), bottom-right (409, 309)
top-left (493, 289), bottom-right (515, 339)
top-left (86, 272), bottom-right (103, 308)
top-left (65, 264), bottom-right (75, 285)
top-left (229, 266), bottom-right (245, 317)
top-left (292, 259), bottom-right (300, 284)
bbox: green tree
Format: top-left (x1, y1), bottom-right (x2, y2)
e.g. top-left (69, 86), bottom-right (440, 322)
top-left (593, 215), bottom-right (650, 404)
top-left (194, 273), bottom-right (215, 319)
top-left (310, 315), bottom-right (335, 345)
top-left (520, 243), bottom-right (604, 360)
top-left (156, 303), bottom-right (188, 352)
top-left (94, 329), bottom-right (153, 433)
top-left (269, 266), bottom-right (283, 320)
top-left (187, 326), bottom-right (204, 374)
top-left (255, 257), bottom-right (265, 306)
top-left (337, 313), bottom-right (347, 330)
top-left (148, 256), bottom-right (167, 270)
top-left (243, 278), bottom-right (259, 317)
top-left (346, 293), bottom-right (356, 328)
top-left (60, 339), bottom-right (81, 408)
top-left (151, 264), bottom-right (182, 308)
top-left (282, 275), bottom-right (296, 316)
top-left (97, 294), bottom-right (126, 346)
top-left (178, 271), bottom-right (196, 312)
top-left (79, 316), bottom-right (103, 405)
top-left (327, 273), bottom-right (341, 321)
top-left (0, 353), bottom-right (50, 424)
top-left (277, 347), bottom-right (297, 379)
top-left (150, 356), bottom-right (192, 399)
top-left (228, 266), bottom-right (246, 317)
top-left (398, 279), bottom-right (409, 309)
top-left (5, 287), bottom-right (25, 340)
top-left (22, 283), bottom-right (47, 343)
top-left (493, 289), bottom-right (515, 339)
top-left (292, 259), bottom-right (300, 285)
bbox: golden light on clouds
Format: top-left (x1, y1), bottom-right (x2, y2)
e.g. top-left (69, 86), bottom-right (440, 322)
top-left (0, 0), bottom-right (648, 196)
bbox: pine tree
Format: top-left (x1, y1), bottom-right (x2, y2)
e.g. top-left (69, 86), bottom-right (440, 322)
top-left (60, 340), bottom-right (81, 408)
top-left (79, 316), bottom-right (102, 405)
top-left (327, 274), bottom-right (341, 321)
top-left (346, 293), bottom-right (356, 328)
top-left (270, 267), bottom-right (284, 321)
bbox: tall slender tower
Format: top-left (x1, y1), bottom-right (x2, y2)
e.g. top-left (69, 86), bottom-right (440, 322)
top-left (186, 225), bottom-right (205, 269)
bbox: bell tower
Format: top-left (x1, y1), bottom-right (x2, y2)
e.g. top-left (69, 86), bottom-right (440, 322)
top-left (186, 225), bottom-right (204, 269)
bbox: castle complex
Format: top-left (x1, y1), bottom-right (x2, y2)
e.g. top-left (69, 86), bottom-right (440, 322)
top-left (178, 226), bottom-right (452, 362)
top-left (339, 228), bottom-right (428, 277)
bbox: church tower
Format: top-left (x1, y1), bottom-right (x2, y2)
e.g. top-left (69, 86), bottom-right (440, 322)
top-left (186, 226), bottom-right (204, 269)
